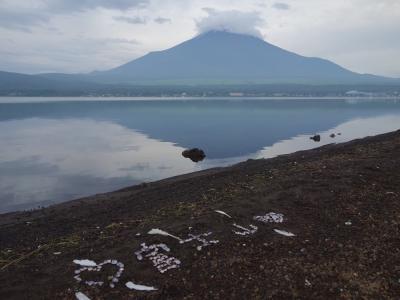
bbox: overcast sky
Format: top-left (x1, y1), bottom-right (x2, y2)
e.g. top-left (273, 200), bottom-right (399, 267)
top-left (0, 0), bottom-right (399, 77)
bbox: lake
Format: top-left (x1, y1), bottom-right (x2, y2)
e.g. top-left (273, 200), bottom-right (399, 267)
top-left (0, 97), bottom-right (399, 213)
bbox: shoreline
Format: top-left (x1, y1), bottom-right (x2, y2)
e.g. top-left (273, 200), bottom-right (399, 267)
top-left (1, 130), bottom-right (400, 299)
top-left (1, 96), bottom-right (400, 104)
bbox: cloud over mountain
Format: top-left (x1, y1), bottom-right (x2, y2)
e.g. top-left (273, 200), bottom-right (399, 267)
top-left (272, 2), bottom-right (290, 10)
top-left (196, 8), bottom-right (264, 39)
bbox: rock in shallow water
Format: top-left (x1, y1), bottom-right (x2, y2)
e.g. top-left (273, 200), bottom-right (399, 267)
top-left (310, 135), bottom-right (321, 142)
top-left (182, 148), bottom-right (206, 162)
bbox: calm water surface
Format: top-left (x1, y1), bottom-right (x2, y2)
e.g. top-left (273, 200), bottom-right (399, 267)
top-left (0, 98), bottom-right (399, 213)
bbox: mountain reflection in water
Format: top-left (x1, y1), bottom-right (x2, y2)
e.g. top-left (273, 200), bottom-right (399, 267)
top-left (0, 98), bottom-right (399, 212)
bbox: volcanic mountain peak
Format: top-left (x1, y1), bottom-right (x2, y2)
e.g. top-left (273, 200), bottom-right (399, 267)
top-left (91, 30), bottom-right (391, 85)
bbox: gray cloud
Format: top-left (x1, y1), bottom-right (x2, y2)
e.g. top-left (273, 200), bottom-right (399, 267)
top-left (113, 16), bottom-right (148, 25)
top-left (96, 38), bottom-right (140, 45)
top-left (47, 0), bottom-right (149, 13)
top-left (0, 11), bottom-right (49, 32)
top-left (0, 0), bottom-right (399, 77)
top-left (272, 2), bottom-right (290, 10)
top-left (154, 17), bottom-right (172, 24)
top-left (0, 34), bottom-right (142, 74)
top-left (119, 162), bottom-right (150, 172)
top-left (196, 8), bottom-right (264, 39)
top-left (0, 0), bottom-right (149, 31)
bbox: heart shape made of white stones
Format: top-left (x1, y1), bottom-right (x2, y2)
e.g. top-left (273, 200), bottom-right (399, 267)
top-left (74, 259), bottom-right (124, 289)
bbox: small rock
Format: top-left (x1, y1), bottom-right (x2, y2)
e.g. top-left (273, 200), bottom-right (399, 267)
top-left (310, 135), bottom-right (321, 142)
top-left (284, 275), bottom-right (290, 281)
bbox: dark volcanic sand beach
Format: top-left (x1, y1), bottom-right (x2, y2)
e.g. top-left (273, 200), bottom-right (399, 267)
top-left (1, 130), bottom-right (400, 299)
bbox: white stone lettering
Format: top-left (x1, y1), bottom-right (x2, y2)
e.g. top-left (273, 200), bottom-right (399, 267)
top-left (232, 224), bottom-right (258, 236)
top-left (179, 232), bottom-right (219, 251)
top-left (253, 212), bottom-right (284, 224)
top-left (135, 243), bottom-right (181, 273)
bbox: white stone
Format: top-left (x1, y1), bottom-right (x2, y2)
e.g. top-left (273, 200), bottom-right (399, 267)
top-left (126, 281), bottom-right (157, 291)
top-left (75, 292), bottom-right (91, 300)
top-left (73, 259), bottom-right (97, 267)
top-left (148, 228), bottom-right (182, 241)
top-left (274, 229), bottom-right (295, 237)
top-left (214, 210), bottom-right (232, 218)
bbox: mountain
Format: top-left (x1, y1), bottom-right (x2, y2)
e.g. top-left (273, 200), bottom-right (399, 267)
top-left (0, 31), bottom-right (399, 96)
top-left (0, 71), bottom-right (57, 90)
top-left (89, 31), bottom-right (397, 85)
top-left (0, 70), bottom-right (106, 95)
